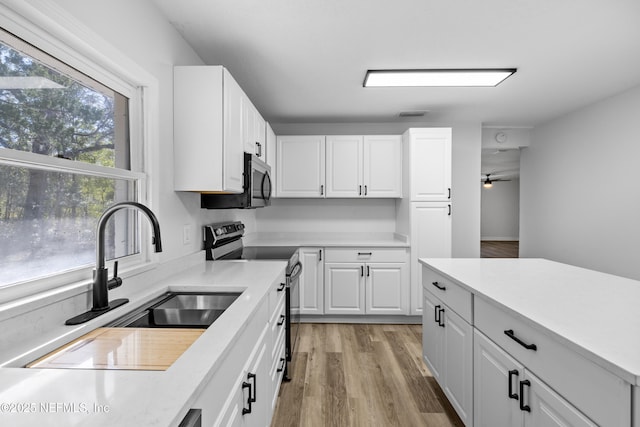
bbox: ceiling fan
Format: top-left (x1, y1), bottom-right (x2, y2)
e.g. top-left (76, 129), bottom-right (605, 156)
top-left (482, 173), bottom-right (511, 188)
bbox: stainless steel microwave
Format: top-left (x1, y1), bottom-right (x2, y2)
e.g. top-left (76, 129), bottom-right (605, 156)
top-left (201, 153), bottom-right (272, 209)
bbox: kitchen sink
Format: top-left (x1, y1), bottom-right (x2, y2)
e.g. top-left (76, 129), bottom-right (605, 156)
top-left (108, 291), bottom-right (242, 328)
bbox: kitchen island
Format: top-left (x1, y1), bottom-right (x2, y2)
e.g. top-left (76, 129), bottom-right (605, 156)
top-left (420, 258), bottom-right (640, 427)
top-left (0, 259), bottom-right (287, 427)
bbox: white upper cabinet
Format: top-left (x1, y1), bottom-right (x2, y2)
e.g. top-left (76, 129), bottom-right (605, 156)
top-left (244, 97), bottom-right (265, 158)
top-left (363, 135), bottom-right (402, 198)
top-left (325, 135), bottom-right (363, 197)
top-left (278, 134), bottom-right (402, 198)
top-left (276, 135), bottom-right (326, 197)
top-left (174, 66), bottom-right (244, 193)
top-left (408, 128), bottom-right (452, 201)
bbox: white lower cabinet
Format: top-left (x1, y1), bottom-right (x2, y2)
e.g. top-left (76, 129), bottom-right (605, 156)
top-left (215, 324), bottom-right (270, 427)
top-left (194, 275), bottom-right (286, 427)
top-left (422, 289), bottom-right (472, 425)
top-left (299, 248), bottom-right (324, 314)
top-left (474, 330), bottom-right (597, 427)
top-left (324, 248), bottom-right (408, 316)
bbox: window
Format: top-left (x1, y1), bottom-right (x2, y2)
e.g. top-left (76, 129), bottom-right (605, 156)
top-left (0, 28), bottom-right (145, 289)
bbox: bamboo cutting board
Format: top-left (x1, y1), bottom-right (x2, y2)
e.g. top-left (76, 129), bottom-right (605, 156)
top-left (27, 327), bottom-right (204, 371)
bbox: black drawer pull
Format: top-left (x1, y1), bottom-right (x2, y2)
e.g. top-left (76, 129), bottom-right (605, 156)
top-left (508, 370), bottom-right (519, 400)
top-left (432, 281), bottom-right (446, 291)
top-left (242, 379), bottom-right (252, 414)
top-left (504, 329), bottom-right (537, 351)
top-left (277, 314), bottom-right (285, 326)
top-left (519, 380), bottom-right (531, 412)
top-left (277, 357), bottom-right (286, 372)
top-left (247, 372), bottom-right (257, 403)
top-left (277, 283), bottom-right (285, 292)
top-left (358, 252), bottom-right (372, 256)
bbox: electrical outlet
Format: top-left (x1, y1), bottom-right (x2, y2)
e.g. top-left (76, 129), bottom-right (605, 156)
top-left (183, 224), bottom-right (192, 245)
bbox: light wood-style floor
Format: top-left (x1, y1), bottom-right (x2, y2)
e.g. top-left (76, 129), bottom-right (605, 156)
top-left (271, 323), bottom-right (464, 427)
top-left (481, 240), bottom-right (519, 258)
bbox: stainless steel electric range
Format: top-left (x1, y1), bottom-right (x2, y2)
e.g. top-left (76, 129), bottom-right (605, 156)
top-left (203, 221), bottom-right (301, 380)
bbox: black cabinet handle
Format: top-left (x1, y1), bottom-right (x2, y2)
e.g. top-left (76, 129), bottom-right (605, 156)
top-left (277, 283), bottom-right (285, 292)
top-left (320, 184), bottom-right (324, 195)
top-left (519, 380), bottom-right (531, 412)
top-left (448, 188), bottom-right (451, 199)
top-left (247, 372), bottom-right (257, 403)
top-left (277, 357), bottom-right (286, 372)
top-left (508, 370), bottom-right (519, 400)
top-left (359, 185), bottom-right (362, 195)
top-left (504, 329), bottom-right (537, 351)
top-left (360, 265), bottom-right (364, 277)
top-left (448, 204), bottom-right (451, 216)
top-left (432, 281), bottom-right (446, 291)
top-left (358, 252), bottom-right (372, 256)
top-left (438, 307), bottom-right (445, 327)
top-left (364, 185), bottom-right (368, 195)
top-left (366, 265), bottom-right (370, 277)
top-left (242, 380), bottom-right (252, 414)
top-left (277, 314), bottom-right (285, 326)
top-left (434, 305), bottom-right (441, 324)
top-left (319, 249), bottom-right (322, 261)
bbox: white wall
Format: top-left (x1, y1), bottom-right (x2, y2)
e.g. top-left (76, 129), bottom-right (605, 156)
top-left (48, 0), bottom-right (258, 261)
top-left (270, 122), bottom-right (481, 256)
top-left (481, 179), bottom-right (519, 241)
top-left (520, 84), bottom-right (640, 279)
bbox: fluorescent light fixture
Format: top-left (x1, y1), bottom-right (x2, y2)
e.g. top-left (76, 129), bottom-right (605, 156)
top-left (363, 69), bottom-right (517, 87)
top-left (0, 76), bottom-right (65, 89)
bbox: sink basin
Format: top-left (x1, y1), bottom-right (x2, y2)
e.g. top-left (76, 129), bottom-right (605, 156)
top-left (153, 293), bottom-right (241, 326)
top-left (108, 292), bottom-right (241, 328)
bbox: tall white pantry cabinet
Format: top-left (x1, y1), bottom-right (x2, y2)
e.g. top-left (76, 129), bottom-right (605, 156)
top-left (396, 128), bottom-right (453, 315)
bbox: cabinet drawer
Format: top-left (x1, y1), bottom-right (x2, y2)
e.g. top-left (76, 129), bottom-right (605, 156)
top-left (268, 276), bottom-right (286, 315)
top-left (422, 268), bottom-right (472, 323)
top-left (324, 248), bottom-right (408, 263)
top-left (270, 298), bottom-right (286, 359)
top-left (475, 297), bottom-right (630, 427)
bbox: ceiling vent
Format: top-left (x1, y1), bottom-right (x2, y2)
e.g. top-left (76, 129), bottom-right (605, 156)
top-left (399, 110), bottom-right (428, 118)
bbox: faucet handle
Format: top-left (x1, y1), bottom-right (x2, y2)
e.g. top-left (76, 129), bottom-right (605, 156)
top-left (108, 261), bottom-right (123, 290)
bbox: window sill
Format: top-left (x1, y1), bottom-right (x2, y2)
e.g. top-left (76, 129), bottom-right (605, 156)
top-left (0, 261), bottom-right (158, 323)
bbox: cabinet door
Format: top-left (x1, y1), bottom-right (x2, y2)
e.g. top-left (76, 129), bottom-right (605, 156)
top-left (223, 70), bottom-right (245, 193)
top-left (276, 136), bottom-right (325, 197)
top-left (410, 202), bottom-right (452, 315)
top-left (365, 262), bottom-right (408, 315)
top-left (524, 371), bottom-right (597, 427)
top-left (325, 135), bottom-right (363, 197)
top-left (363, 135), bottom-right (402, 198)
top-left (409, 128), bottom-right (451, 202)
top-left (422, 291), bottom-right (443, 382)
top-left (253, 108), bottom-right (265, 157)
top-left (474, 330), bottom-right (524, 427)
top-left (442, 306), bottom-right (473, 425)
top-left (324, 262), bottom-right (365, 314)
top-left (299, 248), bottom-right (324, 315)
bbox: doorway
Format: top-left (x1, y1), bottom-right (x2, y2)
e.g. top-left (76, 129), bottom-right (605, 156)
top-left (480, 148), bottom-right (520, 258)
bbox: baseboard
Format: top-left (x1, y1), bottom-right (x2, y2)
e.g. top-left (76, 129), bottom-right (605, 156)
top-left (299, 315), bottom-right (422, 324)
top-left (481, 237), bottom-right (519, 241)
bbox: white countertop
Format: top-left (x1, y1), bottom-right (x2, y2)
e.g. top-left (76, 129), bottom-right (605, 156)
top-left (0, 259), bottom-right (287, 427)
top-left (243, 231), bottom-right (409, 247)
top-left (420, 258), bottom-right (640, 385)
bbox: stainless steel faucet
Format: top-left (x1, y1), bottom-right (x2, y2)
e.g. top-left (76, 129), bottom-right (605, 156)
top-left (92, 201), bottom-right (163, 311)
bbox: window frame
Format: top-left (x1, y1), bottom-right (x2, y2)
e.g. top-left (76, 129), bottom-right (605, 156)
top-left (0, 1), bottom-right (159, 304)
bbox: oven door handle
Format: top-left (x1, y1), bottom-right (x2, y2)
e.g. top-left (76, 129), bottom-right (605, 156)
top-left (288, 261), bottom-right (303, 282)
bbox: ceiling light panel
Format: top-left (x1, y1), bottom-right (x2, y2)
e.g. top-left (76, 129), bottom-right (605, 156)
top-left (363, 69), bottom-right (517, 87)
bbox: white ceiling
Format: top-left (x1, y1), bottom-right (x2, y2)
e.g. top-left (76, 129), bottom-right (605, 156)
top-left (152, 0), bottom-right (640, 127)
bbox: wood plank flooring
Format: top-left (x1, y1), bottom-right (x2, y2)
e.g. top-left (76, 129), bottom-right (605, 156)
top-left (271, 323), bottom-right (464, 427)
top-left (480, 240), bottom-right (519, 258)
